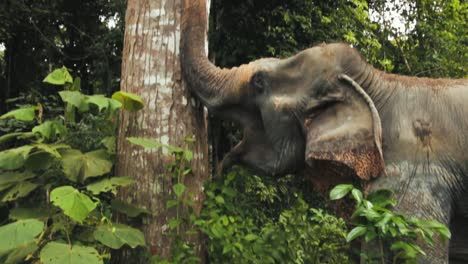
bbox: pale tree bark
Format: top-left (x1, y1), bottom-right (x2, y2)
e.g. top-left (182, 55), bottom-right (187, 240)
top-left (115, 0), bottom-right (210, 262)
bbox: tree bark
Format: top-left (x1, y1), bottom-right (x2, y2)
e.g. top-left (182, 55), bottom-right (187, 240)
top-left (116, 0), bottom-right (210, 262)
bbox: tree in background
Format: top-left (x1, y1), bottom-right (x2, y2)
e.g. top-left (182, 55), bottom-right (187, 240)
top-left (115, 0), bottom-right (210, 262)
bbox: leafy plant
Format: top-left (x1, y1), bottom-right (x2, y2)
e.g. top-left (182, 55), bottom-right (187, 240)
top-left (330, 184), bottom-right (451, 264)
top-left (0, 67), bottom-right (147, 263)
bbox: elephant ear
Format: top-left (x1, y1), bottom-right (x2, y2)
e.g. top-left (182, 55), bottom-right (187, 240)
top-left (305, 74), bottom-right (384, 180)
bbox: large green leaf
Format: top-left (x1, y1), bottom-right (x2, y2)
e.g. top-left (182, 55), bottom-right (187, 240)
top-left (3, 241), bottom-right (38, 264)
top-left (0, 219), bottom-right (44, 254)
top-left (61, 149), bottom-right (112, 182)
top-left (1, 182), bottom-right (39, 202)
top-left (86, 95), bottom-right (122, 113)
top-left (86, 177), bottom-right (134, 195)
top-left (329, 184), bottom-right (354, 200)
top-left (9, 205), bottom-right (53, 221)
top-left (58, 91), bottom-right (89, 112)
top-left (111, 91), bottom-right (144, 112)
top-left (50, 186), bottom-right (97, 223)
top-left (93, 223), bottom-right (145, 249)
top-left (0, 146), bottom-right (34, 170)
top-left (127, 137), bottom-right (162, 149)
top-left (32, 121), bottom-right (67, 141)
top-left (0, 171), bottom-right (36, 186)
top-left (346, 226), bottom-right (367, 242)
top-left (110, 199), bottom-right (150, 217)
top-left (43, 67), bottom-right (73, 85)
top-left (0, 107), bottom-right (37, 121)
top-left (39, 242), bottom-right (102, 264)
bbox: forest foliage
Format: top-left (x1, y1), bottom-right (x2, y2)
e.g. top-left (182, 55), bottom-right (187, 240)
top-left (0, 0), bottom-right (466, 263)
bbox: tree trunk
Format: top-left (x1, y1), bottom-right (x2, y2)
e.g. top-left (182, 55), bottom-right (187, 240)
top-left (115, 0), bottom-right (210, 262)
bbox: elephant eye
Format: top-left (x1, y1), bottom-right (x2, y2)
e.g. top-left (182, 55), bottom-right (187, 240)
top-left (250, 72), bottom-right (265, 94)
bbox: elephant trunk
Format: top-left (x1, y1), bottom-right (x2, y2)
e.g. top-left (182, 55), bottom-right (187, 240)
top-left (181, 0), bottom-right (253, 110)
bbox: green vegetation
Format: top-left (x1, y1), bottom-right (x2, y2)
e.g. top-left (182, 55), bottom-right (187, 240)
top-left (0, 68), bottom-right (146, 263)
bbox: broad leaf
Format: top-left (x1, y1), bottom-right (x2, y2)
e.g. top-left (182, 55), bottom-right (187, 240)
top-left (111, 91), bottom-right (144, 111)
top-left (43, 67), bottom-right (73, 85)
top-left (39, 242), bottom-right (102, 264)
top-left (61, 149), bottom-right (113, 182)
top-left (9, 206), bottom-right (53, 221)
top-left (50, 186), bottom-right (97, 223)
top-left (0, 107), bottom-right (37, 121)
top-left (172, 183), bottom-right (186, 197)
top-left (0, 146), bottom-right (34, 170)
top-left (86, 177), bottom-right (134, 195)
top-left (0, 171), bottom-right (36, 186)
top-left (32, 121), bottom-right (67, 140)
top-left (2, 182), bottom-right (39, 202)
top-left (126, 137), bottom-right (162, 149)
top-left (3, 241), bottom-right (38, 264)
top-left (346, 226), bottom-right (367, 242)
top-left (329, 184), bottom-right (354, 200)
top-left (59, 91), bottom-right (88, 112)
top-left (93, 223), bottom-right (146, 249)
top-left (110, 199), bottom-right (150, 217)
top-left (0, 219), bottom-right (44, 254)
top-left (86, 95), bottom-right (122, 112)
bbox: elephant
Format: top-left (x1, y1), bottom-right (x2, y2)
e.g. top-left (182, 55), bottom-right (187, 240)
top-left (181, 0), bottom-right (468, 263)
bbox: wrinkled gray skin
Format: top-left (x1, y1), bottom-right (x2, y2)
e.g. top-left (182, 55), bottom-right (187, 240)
top-left (181, 1), bottom-right (468, 263)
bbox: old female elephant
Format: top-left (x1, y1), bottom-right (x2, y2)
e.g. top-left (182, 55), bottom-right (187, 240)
top-left (181, 0), bottom-right (468, 263)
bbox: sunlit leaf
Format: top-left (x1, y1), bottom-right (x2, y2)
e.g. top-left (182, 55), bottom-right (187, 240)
top-left (0, 146), bottom-right (34, 170)
top-left (43, 67), bottom-right (73, 85)
top-left (58, 91), bottom-right (88, 112)
top-left (0, 107), bottom-right (37, 121)
top-left (346, 226), bottom-right (367, 242)
top-left (32, 120), bottom-right (67, 140)
top-left (39, 242), bottom-right (102, 264)
top-left (93, 223), bottom-right (145, 249)
top-left (50, 186), bottom-right (96, 223)
top-left (0, 219), bottom-right (44, 254)
top-left (61, 149), bottom-right (112, 182)
top-left (329, 184), bottom-right (353, 200)
top-left (86, 177), bottom-right (134, 195)
top-left (3, 241), bottom-right (38, 264)
top-left (172, 183), bottom-right (186, 197)
top-left (111, 91), bottom-right (144, 111)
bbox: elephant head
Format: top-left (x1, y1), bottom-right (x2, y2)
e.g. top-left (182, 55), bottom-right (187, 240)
top-left (181, 0), bottom-right (384, 179)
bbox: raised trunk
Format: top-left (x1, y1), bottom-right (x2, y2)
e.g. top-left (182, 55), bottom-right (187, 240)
top-left (116, 0), bottom-right (209, 262)
top-left (181, 0), bottom-right (253, 110)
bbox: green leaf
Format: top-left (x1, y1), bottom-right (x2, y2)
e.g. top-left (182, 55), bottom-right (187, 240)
top-left (0, 171), bottom-right (36, 186)
top-left (9, 206), bottom-right (52, 221)
top-left (110, 199), bottom-right (150, 217)
top-left (59, 91), bottom-right (88, 112)
top-left (86, 177), bottom-right (134, 195)
top-left (3, 241), bottom-right (38, 264)
top-left (39, 242), bottom-right (102, 264)
top-left (93, 223), bottom-right (145, 249)
top-left (50, 186), bottom-right (97, 223)
top-left (172, 183), bottom-right (186, 197)
top-left (329, 184), bottom-right (354, 200)
top-left (0, 219), bottom-right (44, 254)
top-left (112, 91), bottom-right (144, 112)
top-left (243, 234), bottom-right (258, 241)
top-left (61, 149), bottom-right (113, 182)
top-left (0, 145), bottom-right (33, 170)
top-left (0, 107), bottom-right (37, 121)
top-left (166, 200), bottom-right (179, 209)
top-left (43, 67), bottom-right (73, 85)
top-left (100, 137), bottom-right (116, 153)
top-left (1, 182), bottom-right (38, 202)
top-left (87, 95), bottom-right (108, 111)
top-left (346, 226), bottom-right (367, 242)
top-left (126, 137), bottom-right (162, 149)
top-left (351, 188), bottom-right (363, 204)
top-left (367, 189), bottom-right (395, 207)
top-left (32, 121), bottom-right (67, 140)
